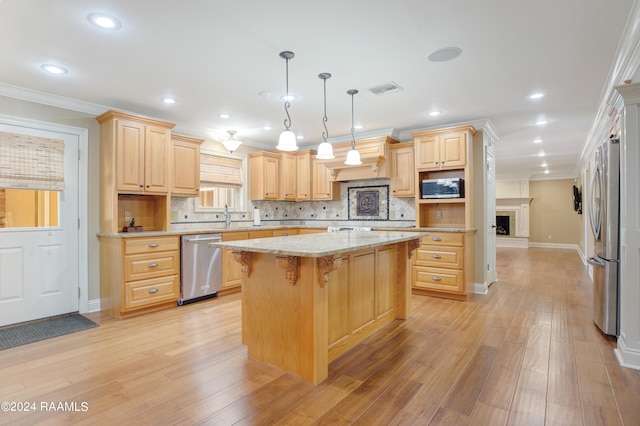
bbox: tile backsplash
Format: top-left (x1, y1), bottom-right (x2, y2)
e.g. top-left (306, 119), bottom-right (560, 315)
top-left (171, 178), bottom-right (415, 231)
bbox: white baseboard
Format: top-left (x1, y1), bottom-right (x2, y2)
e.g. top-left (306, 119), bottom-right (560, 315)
top-left (528, 242), bottom-right (580, 251)
top-left (474, 281), bottom-right (489, 295)
top-left (496, 237), bottom-right (529, 248)
top-left (87, 298), bottom-right (101, 313)
top-left (615, 336), bottom-right (640, 370)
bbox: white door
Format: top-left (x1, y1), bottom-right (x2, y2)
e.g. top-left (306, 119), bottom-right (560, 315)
top-left (0, 125), bottom-right (79, 327)
top-left (486, 148), bottom-right (497, 284)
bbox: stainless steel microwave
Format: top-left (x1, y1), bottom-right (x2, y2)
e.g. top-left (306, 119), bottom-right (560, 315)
top-left (421, 178), bottom-right (464, 199)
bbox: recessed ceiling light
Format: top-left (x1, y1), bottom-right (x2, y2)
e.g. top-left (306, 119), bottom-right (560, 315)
top-left (41, 64), bottom-right (68, 74)
top-left (534, 138), bottom-right (543, 143)
top-left (541, 162), bottom-right (548, 167)
top-left (282, 94), bottom-right (296, 102)
top-left (538, 151), bottom-right (546, 157)
top-left (296, 135), bottom-right (304, 140)
top-left (219, 114), bottom-right (230, 119)
top-left (544, 169), bottom-right (550, 174)
top-left (263, 126), bottom-right (272, 131)
top-left (354, 125), bottom-right (363, 130)
top-left (429, 111), bottom-right (442, 117)
top-left (529, 93), bottom-right (544, 99)
top-left (87, 13), bottom-right (121, 30)
top-left (428, 47), bottom-right (462, 62)
top-left (162, 97), bottom-right (176, 104)
top-left (536, 120), bottom-right (548, 126)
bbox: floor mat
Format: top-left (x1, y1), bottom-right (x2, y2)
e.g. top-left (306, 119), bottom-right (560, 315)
top-left (0, 314), bottom-right (99, 351)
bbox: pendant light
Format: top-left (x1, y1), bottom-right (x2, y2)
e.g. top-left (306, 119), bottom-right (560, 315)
top-left (344, 89), bottom-right (362, 165)
top-left (276, 51), bottom-right (298, 151)
top-left (219, 130), bottom-right (242, 153)
top-left (316, 73), bottom-right (335, 159)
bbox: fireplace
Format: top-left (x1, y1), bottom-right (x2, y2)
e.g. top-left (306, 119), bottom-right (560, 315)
top-left (496, 210), bottom-right (516, 237)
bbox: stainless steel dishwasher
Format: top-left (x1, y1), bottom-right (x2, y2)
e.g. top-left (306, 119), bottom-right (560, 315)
top-left (179, 234), bottom-right (223, 305)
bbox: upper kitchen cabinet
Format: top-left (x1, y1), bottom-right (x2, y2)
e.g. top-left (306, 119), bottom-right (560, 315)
top-left (389, 142), bottom-right (415, 197)
top-left (279, 149), bottom-right (314, 201)
top-left (295, 150), bottom-right (313, 200)
top-left (312, 157), bottom-right (339, 201)
top-left (414, 128), bottom-right (467, 170)
top-left (280, 152), bottom-right (297, 200)
top-left (249, 151), bottom-right (280, 200)
top-left (97, 110), bottom-right (175, 233)
top-left (170, 134), bottom-right (204, 196)
top-left (413, 125), bottom-right (476, 229)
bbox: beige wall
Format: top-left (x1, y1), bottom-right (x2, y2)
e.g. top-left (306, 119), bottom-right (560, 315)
top-left (529, 179), bottom-right (581, 244)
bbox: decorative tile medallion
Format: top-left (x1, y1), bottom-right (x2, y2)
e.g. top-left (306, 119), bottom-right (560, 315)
top-left (348, 185), bottom-right (389, 220)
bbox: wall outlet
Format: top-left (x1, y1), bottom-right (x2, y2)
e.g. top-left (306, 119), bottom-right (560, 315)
top-left (124, 210), bottom-right (132, 223)
top-left (548, 234), bottom-right (552, 240)
top-left (436, 209), bottom-right (443, 220)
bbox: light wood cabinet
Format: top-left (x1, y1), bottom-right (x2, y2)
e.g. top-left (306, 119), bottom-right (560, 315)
top-left (413, 125), bottom-right (476, 229)
top-left (412, 231), bottom-right (474, 300)
top-left (390, 142), bottom-right (415, 197)
top-left (97, 110), bottom-right (175, 234)
top-left (280, 152), bottom-right (297, 200)
top-left (312, 157), bottom-right (340, 200)
top-left (221, 231), bottom-right (249, 293)
top-left (249, 152), bottom-right (280, 200)
top-left (295, 150), bottom-right (312, 200)
top-left (99, 235), bottom-right (180, 318)
top-left (278, 149), bottom-right (314, 201)
top-left (171, 134), bottom-right (203, 196)
top-left (414, 129), bottom-right (466, 170)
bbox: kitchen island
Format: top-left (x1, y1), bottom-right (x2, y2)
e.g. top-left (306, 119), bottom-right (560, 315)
top-left (211, 230), bottom-right (426, 384)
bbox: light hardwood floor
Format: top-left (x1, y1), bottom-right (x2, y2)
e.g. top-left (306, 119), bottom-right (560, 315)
top-left (1, 247), bottom-right (639, 425)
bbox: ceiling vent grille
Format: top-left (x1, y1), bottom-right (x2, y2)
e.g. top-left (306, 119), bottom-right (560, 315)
top-left (369, 82), bottom-right (403, 96)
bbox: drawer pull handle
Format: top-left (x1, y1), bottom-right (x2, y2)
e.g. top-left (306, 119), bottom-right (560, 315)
top-left (149, 288), bottom-right (159, 294)
top-left (432, 254), bottom-right (442, 259)
top-left (432, 237), bottom-right (442, 241)
top-left (432, 276), bottom-right (442, 281)
top-left (149, 263), bottom-right (159, 268)
top-left (148, 243), bottom-right (159, 248)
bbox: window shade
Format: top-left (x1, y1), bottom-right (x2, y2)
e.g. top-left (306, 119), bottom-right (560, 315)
top-left (0, 131), bottom-right (65, 191)
top-left (200, 153), bottom-right (243, 187)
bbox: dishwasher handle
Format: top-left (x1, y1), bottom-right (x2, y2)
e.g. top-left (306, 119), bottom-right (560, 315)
top-left (182, 235), bottom-right (222, 243)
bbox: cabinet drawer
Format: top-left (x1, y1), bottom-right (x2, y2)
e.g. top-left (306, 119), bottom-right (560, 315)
top-left (413, 266), bottom-right (464, 293)
top-left (222, 232), bottom-right (249, 242)
top-left (124, 251), bottom-right (179, 281)
top-left (422, 232), bottom-right (463, 247)
top-left (415, 246), bottom-right (463, 269)
top-left (124, 236), bottom-right (179, 255)
top-left (124, 275), bottom-right (179, 310)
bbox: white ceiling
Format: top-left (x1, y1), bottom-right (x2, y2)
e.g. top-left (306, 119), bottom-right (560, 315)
top-left (0, 0), bottom-right (635, 180)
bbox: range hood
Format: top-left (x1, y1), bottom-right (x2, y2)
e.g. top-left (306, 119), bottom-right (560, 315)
top-left (319, 136), bottom-right (399, 182)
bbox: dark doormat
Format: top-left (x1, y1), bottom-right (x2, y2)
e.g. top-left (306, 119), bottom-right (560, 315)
top-left (0, 314), bottom-right (99, 351)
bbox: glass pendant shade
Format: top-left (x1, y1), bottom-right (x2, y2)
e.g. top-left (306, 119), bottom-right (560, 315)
top-left (276, 130), bottom-right (298, 151)
top-left (221, 139), bottom-right (242, 153)
top-left (345, 148), bottom-right (362, 165)
top-left (316, 141), bottom-right (334, 159)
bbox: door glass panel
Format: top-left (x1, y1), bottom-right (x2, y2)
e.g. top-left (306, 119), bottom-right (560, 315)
top-left (0, 188), bottom-right (59, 229)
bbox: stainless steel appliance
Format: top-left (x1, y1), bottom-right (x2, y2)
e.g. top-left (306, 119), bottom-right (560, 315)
top-left (326, 226), bottom-right (372, 232)
top-left (421, 178), bottom-right (464, 199)
top-left (587, 137), bottom-right (620, 336)
top-left (179, 234), bottom-right (223, 305)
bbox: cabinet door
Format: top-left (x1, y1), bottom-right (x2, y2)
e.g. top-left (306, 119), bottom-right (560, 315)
top-left (440, 131), bottom-right (466, 168)
top-left (390, 145), bottom-right (415, 197)
top-left (281, 153), bottom-right (297, 200)
top-left (312, 160), bottom-right (338, 200)
top-left (222, 232), bottom-right (248, 290)
top-left (264, 155), bottom-right (279, 200)
top-left (296, 152), bottom-right (311, 200)
top-left (116, 119), bottom-right (145, 193)
top-left (415, 134), bottom-right (439, 169)
top-left (144, 125), bottom-right (170, 194)
top-left (171, 138), bottom-right (200, 196)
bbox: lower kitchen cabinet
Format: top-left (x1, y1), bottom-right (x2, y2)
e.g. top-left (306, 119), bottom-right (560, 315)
top-left (99, 235), bottom-right (180, 318)
top-left (412, 231), bottom-right (474, 300)
top-left (220, 231), bottom-right (249, 294)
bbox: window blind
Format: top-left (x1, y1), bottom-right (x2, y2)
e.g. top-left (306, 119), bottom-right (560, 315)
top-left (200, 153), bottom-right (243, 187)
top-left (0, 131), bottom-right (65, 191)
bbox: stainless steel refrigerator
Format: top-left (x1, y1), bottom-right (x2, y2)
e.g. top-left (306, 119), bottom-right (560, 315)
top-left (588, 137), bottom-right (620, 336)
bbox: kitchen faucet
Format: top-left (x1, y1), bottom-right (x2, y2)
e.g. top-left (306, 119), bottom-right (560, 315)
top-left (224, 204), bottom-right (232, 228)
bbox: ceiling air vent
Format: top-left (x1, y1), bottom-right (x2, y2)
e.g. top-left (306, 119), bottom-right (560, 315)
top-left (368, 81), bottom-right (403, 96)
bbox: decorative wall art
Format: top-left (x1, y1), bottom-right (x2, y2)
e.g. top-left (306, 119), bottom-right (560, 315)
top-left (348, 185), bottom-right (389, 221)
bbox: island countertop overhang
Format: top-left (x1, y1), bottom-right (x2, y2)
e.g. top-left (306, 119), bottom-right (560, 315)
top-left (209, 230), bottom-right (428, 258)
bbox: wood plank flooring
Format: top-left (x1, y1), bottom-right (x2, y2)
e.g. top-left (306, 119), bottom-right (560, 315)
top-left (1, 247), bottom-right (639, 425)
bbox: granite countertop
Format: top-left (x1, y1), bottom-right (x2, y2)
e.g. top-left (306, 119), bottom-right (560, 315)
top-left (208, 230), bottom-right (429, 258)
top-left (97, 225), bottom-right (474, 238)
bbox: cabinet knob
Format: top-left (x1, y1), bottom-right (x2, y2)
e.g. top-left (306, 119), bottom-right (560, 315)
top-left (432, 254), bottom-right (442, 259)
top-left (149, 263), bottom-right (159, 268)
top-left (146, 185), bottom-right (150, 188)
top-left (432, 276), bottom-right (442, 281)
top-left (149, 243), bottom-right (159, 247)
top-left (435, 161), bottom-right (439, 164)
top-left (149, 288), bottom-right (159, 294)
top-left (139, 184), bottom-right (144, 188)
top-left (432, 237), bottom-right (442, 241)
